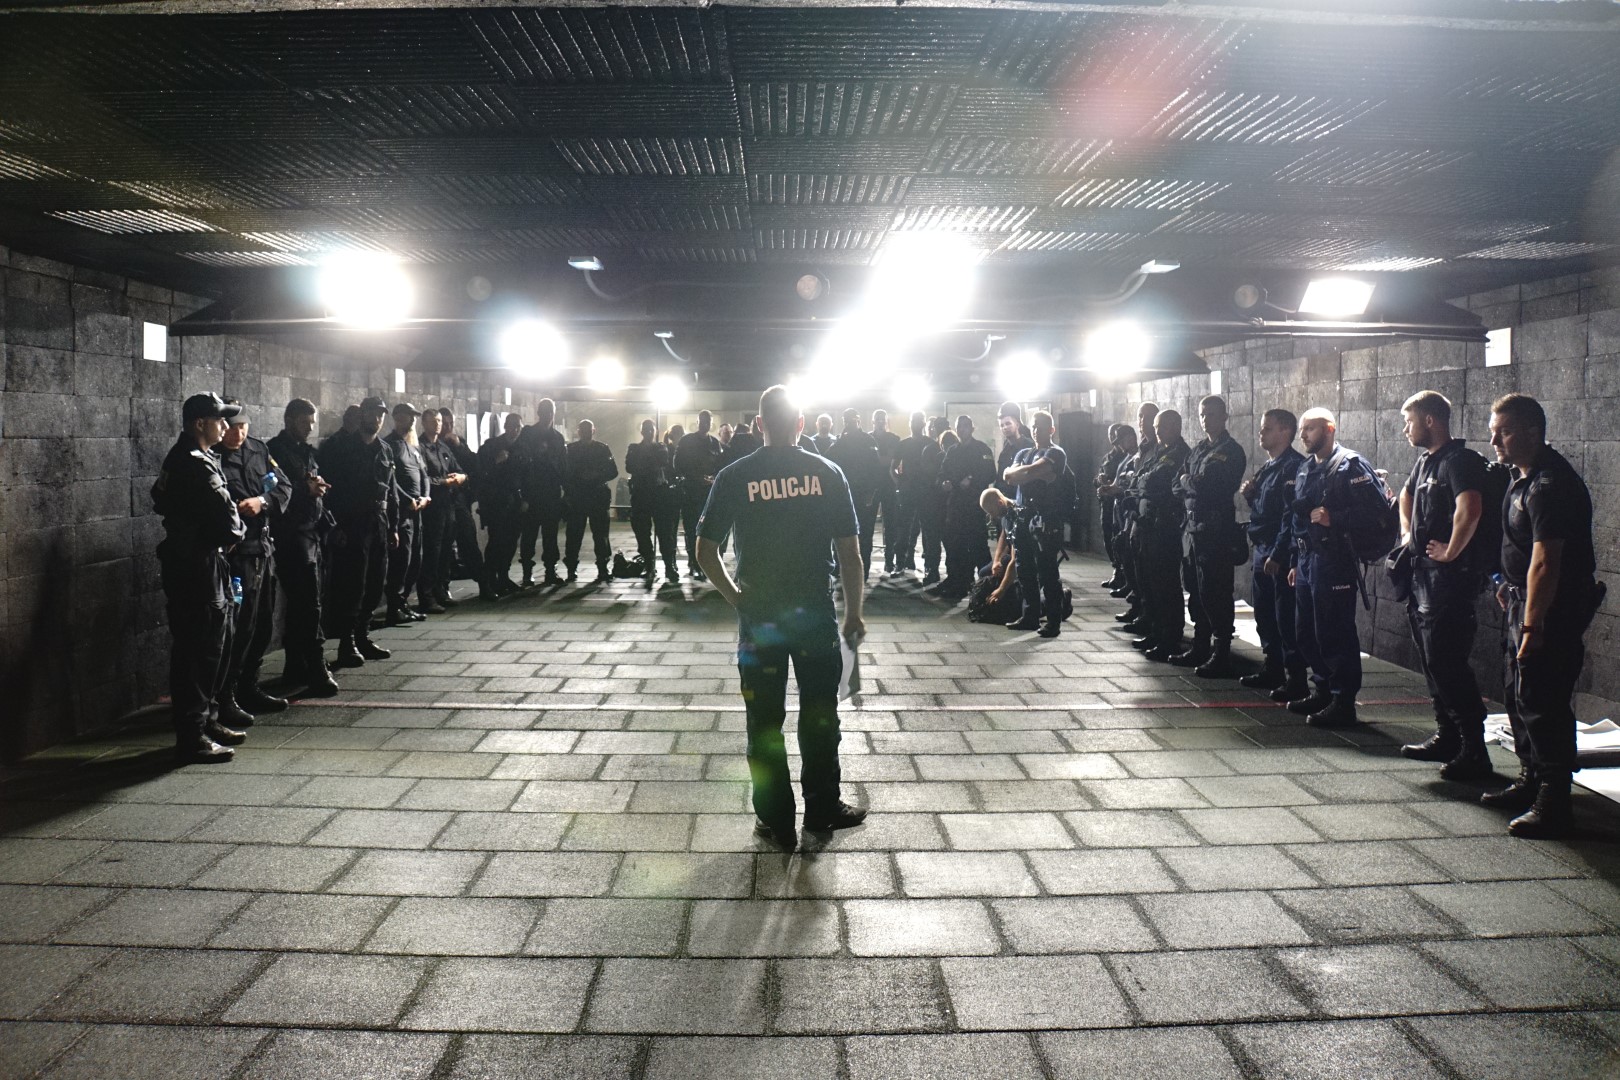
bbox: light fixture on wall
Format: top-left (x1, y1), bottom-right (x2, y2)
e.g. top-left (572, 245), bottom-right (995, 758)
top-left (499, 319), bottom-right (568, 379)
top-left (649, 374), bottom-right (688, 413)
top-left (317, 252), bottom-right (413, 327)
top-left (996, 351), bottom-right (1049, 401)
top-left (1298, 278), bottom-right (1375, 316)
top-left (1082, 321), bottom-right (1153, 374)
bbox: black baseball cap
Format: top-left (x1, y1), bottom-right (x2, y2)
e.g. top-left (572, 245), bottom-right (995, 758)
top-left (182, 392), bottom-right (242, 423)
top-left (359, 395), bottom-right (389, 413)
top-left (393, 401), bottom-right (422, 417)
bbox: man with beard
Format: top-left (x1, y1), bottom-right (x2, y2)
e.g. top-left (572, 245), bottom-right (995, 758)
top-left (437, 408), bottom-right (483, 586)
top-left (1095, 423), bottom-right (1132, 591)
top-left (1169, 395), bottom-right (1246, 677)
top-left (627, 418), bottom-right (679, 584)
top-left (891, 411), bottom-right (933, 576)
top-left (1111, 403), bottom-right (1158, 634)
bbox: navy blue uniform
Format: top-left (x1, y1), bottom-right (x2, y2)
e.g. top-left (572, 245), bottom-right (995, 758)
top-left (873, 428), bottom-right (902, 572)
top-left (1289, 446), bottom-right (1381, 700)
top-left (1501, 445), bottom-right (1598, 775)
top-left (1246, 447), bottom-right (1306, 674)
top-left (418, 437), bottom-right (461, 605)
top-left (516, 424), bottom-right (567, 581)
top-left (939, 436), bottom-right (997, 593)
top-left (1113, 438), bottom-right (1153, 612)
top-left (218, 434), bottom-right (292, 697)
top-left (676, 430), bottom-right (724, 573)
top-left (627, 440), bottom-right (678, 574)
top-left (892, 434), bottom-right (933, 573)
top-left (1133, 437), bottom-right (1190, 649)
top-left (564, 439), bottom-right (619, 576)
top-left (1175, 432), bottom-right (1247, 646)
top-left (1098, 445), bottom-right (1128, 576)
top-left (698, 445), bottom-right (859, 830)
top-left (267, 430), bottom-right (328, 677)
top-left (322, 432), bottom-right (398, 641)
top-left (1011, 444), bottom-right (1068, 628)
top-left (827, 428), bottom-right (885, 579)
top-left (383, 429), bottom-right (428, 613)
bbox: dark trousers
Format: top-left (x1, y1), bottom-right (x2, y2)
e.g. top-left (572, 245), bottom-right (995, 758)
top-left (944, 495), bottom-right (989, 589)
top-left (655, 489), bottom-right (680, 571)
top-left (680, 481), bottom-right (711, 569)
top-left (1295, 550), bottom-right (1361, 698)
top-left (1504, 593), bottom-right (1586, 772)
top-left (162, 553), bottom-right (234, 740)
top-left (385, 514), bottom-right (422, 611)
top-left (519, 498), bottom-right (562, 572)
top-left (1117, 519), bottom-right (1140, 605)
top-left (419, 508), bottom-right (453, 602)
top-left (449, 497), bottom-right (484, 582)
top-left (1251, 554), bottom-right (1299, 669)
top-left (275, 554), bottom-right (324, 674)
top-left (1138, 525), bottom-right (1184, 644)
top-left (565, 490), bottom-right (612, 572)
top-left (892, 488), bottom-right (923, 570)
top-left (332, 521), bottom-right (388, 640)
top-left (875, 486), bottom-right (898, 571)
top-left (1182, 528), bottom-right (1236, 643)
top-left (484, 514), bottom-right (520, 587)
top-left (919, 495), bottom-right (946, 575)
top-left (1014, 519), bottom-right (1064, 624)
top-left (630, 489), bottom-right (658, 565)
top-left (853, 492), bottom-right (879, 579)
top-left (737, 617), bottom-right (844, 827)
top-left (1102, 502), bottom-right (1121, 569)
top-left (225, 550), bottom-right (276, 692)
top-left (1408, 563), bottom-right (1486, 725)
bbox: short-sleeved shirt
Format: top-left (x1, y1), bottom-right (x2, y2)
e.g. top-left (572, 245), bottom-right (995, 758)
top-left (698, 445), bottom-right (858, 624)
top-left (1503, 444), bottom-right (1595, 595)
top-left (1012, 444), bottom-right (1068, 514)
top-left (1404, 439), bottom-right (1486, 553)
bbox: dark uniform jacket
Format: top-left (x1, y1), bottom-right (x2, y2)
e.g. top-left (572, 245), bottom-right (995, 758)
top-left (1176, 432), bottom-right (1246, 534)
top-left (724, 429), bottom-right (761, 467)
top-left (1246, 447), bottom-right (1306, 560)
top-left (321, 432), bottom-right (398, 535)
top-left (997, 434), bottom-right (1034, 496)
top-left (1404, 439), bottom-right (1486, 564)
top-left (443, 434), bottom-right (479, 502)
top-left (516, 425), bottom-right (568, 505)
top-left (675, 431), bottom-right (724, 484)
top-left (826, 429), bottom-right (885, 500)
top-left (419, 438), bottom-right (461, 516)
top-left (1098, 447), bottom-right (1127, 507)
top-left (383, 430), bottom-right (429, 517)
top-left (564, 440), bottom-right (619, 502)
top-left (626, 441), bottom-right (673, 499)
top-left (266, 432), bottom-right (324, 564)
top-left (1289, 444), bottom-right (1382, 566)
top-left (477, 433), bottom-right (525, 522)
top-left (152, 436), bottom-right (247, 602)
top-left (1134, 438), bottom-right (1190, 531)
top-left (874, 430), bottom-right (901, 489)
top-left (1503, 445), bottom-right (1596, 603)
top-left (218, 433), bottom-right (293, 558)
top-left (940, 436), bottom-right (996, 495)
top-left (1115, 438), bottom-right (1157, 534)
top-left (895, 435), bottom-right (938, 496)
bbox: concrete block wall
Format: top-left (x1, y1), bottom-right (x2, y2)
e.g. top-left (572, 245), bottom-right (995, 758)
top-left (0, 247), bottom-right (548, 763)
top-left (1061, 267), bottom-right (1620, 720)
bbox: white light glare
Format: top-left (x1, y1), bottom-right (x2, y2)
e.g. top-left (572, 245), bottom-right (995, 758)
top-left (568, 255), bottom-right (604, 271)
top-left (499, 319), bottom-right (569, 379)
top-left (1083, 321), bottom-right (1153, 374)
top-left (869, 232), bottom-right (977, 331)
top-left (649, 374), bottom-right (688, 413)
top-left (1139, 259), bottom-right (1180, 275)
top-left (891, 373), bottom-right (932, 417)
top-left (810, 320), bottom-right (904, 392)
top-left (996, 351), bottom-right (1049, 402)
top-left (318, 252), bottom-right (413, 327)
top-left (1299, 277), bottom-right (1375, 316)
top-left (586, 355), bottom-right (626, 392)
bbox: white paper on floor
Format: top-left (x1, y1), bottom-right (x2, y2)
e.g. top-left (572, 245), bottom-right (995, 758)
top-left (1487, 714), bottom-right (1620, 802)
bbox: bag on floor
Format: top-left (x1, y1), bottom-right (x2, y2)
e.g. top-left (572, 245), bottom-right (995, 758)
top-left (612, 552), bottom-right (648, 578)
top-left (966, 577), bottom-right (1021, 624)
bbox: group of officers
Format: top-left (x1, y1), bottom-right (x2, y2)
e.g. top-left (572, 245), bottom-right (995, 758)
top-left (1096, 388), bottom-right (1599, 839)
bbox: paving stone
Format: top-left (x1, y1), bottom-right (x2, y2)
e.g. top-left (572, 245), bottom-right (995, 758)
top-left (687, 900), bottom-right (840, 957)
top-left (511, 781), bottom-right (636, 813)
top-left (196, 806), bottom-right (335, 845)
top-left (54, 887), bottom-right (250, 947)
top-left (613, 853), bottom-right (752, 898)
top-left (239, 1030), bottom-right (450, 1080)
top-left (1422, 937), bottom-right (1620, 1008)
top-left (1547, 879), bottom-right (1620, 925)
top-left (1016, 753), bottom-right (1130, 780)
top-left (1231, 1019), bottom-right (1446, 1080)
top-left (628, 781), bottom-right (750, 814)
top-left (1184, 774), bottom-right (1319, 808)
top-left (1037, 1027), bottom-right (1243, 1079)
top-left (33, 1023), bottom-right (264, 1080)
top-left (937, 812), bottom-right (1071, 850)
top-left (307, 809), bottom-right (453, 849)
top-left (365, 897), bottom-right (540, 955)
top-left (395, 778), bottom-right (525, 811)
top-left (1406, 836), bottom-right (1585, 881)
top-left (53, 840), bottom-right (230, 887)
top-left (189, 844), bottom-right (356, 892)
top-left (1408, 1012), bottom-right (1620, 1080)
top-left (0, 839), bottom-right (109, 884)
top-left (941, 955), bottom-right (1131, 1030)
top-left (432, 811), bottom-right (571, 851)
top-left (812, 813), bottom-right (946, 850)
top-left (1159, 845), bottom-right (1316, 890)
top-left (61, 803), bottom-right (220, 842)
top-left (1293, 803), bottom-right (1443, 841)
top-left (0, 1020), bottom-right (89, 1077)
top-left (449, 1034), bottom-right (642, 1080)
top-left (330, 850), bottom-right (487, 896)
top-left (844, 1033), bottom-right (1045, 1080)
top-left (913, 754), bottom-right (1025, 781)
top-left (1028, 849), bottom-right (1177, 895)
top-left (1111, 949), bottom-right (1307, 1023)
top-left (1275, 886), bottom-right (1460, 943)
top-left (993, 896), bottom-right (1158, 954)
top-left (970, 779), bottom-right (1089, 811)
top-left (642, 1036), bottom-right (839, 1079)
top-left (1139, 891), bottom-right (1313, 948)
top-left (1083, 778), bottom-right (1210, 809)
top-left (845, 900), bottom-right (999, 956)
top-left (210, 893), bottom-right (393, 952)
top-left (774, 958), bottom-right (950, 1034)
top-left (1063, 810), bottom-right (1202, 847)
top-left (39, 947), bottom-right (260, 1023)
top-left (222, 953), bottom-right (428, 1026)
top-left (525, 898), bottom-right (686, 957)
top-left (400, 957), bottom-right (596, 1032)
top-left (586, 959), bottom-right (768, 1034)
top-left (1178, 807), bottom-right (1323, 845)
top-left (472, 853), bottom-right (620, 898)
top-left (1115, 750), bottom-right (1235, 778)
top-left (563, 813), bottom-right (692, 852)
top-left (1282, 840), bottom-right (1447, 886)
top-left (0, 944), bottom-right (113, 1019)
top-left (0, 884), bottom-right (114, 943)
top-left (280, 775), bottom-right (417, 808)
top-left (896, 851), bottom-right (1039, 897)
top-left (1277, 944), bottom-right (1482, 1017)
top-left (1413, 881), bottom-right (1609, 937)
top-left (755, 852), bottom-right (897, 898)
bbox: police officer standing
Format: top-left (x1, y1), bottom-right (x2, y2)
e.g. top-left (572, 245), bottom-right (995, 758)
top-left (695, 384), bottom-right (867, 849)
top-left (1132, 409), bottom-right (1190, 660)
top-left (995, 402), bottom-right (1034, 497)
top-left (563, 419), bottom-right (619, 584)
top-left (1484, 393), bottom-right (1600, 838)
top-left (1003, 410), bottom-right (1068, 638)
top-left (217, 399), bottom-right (293, 723)
top-left (437, 408), bottom-right (483, 587)
top-left (516, 399), bottom-right (568, 587)
top-left (871, 410), bottom-right (902, 575)
top-left (827, 408), bottom-right (884, 580)
top-left (726, 413), bottom-right (762, 464)
top-left (322, 396), bottom-right (397, 667)
top-left (417, 408), bottom-right (468, 613)
top-left (267, 399), bottom-right (339, 698)
top-left (383, 402), bottom-right (430, 624)
top-left (154, 393), bottom-right (247, 763)
top-left (675, 411), bottom-right (724, 580)
top-left (1113, 403), bottom-right (1158, 631)
top-left (1285, 408), bottom-right (1386, 727)
top-left (1397, 391), bottom-right (1493, 782)
top-left (479, 412), bottom-right (526, 598)
top-left (1095, 423), bottom-right (1132, 590)
top-left (936, 414), bottom-right (997, 600)
top-left (891, 411), bottom-right (932, 577)
top-left (627, 418), bottom-right (677, 585)
top-left (1171, 396), bottom-right (1246, 676)
top-left (916, 415), bottom-right (950, 584)
top-left (1240, 409), bottom-right (1306, 701)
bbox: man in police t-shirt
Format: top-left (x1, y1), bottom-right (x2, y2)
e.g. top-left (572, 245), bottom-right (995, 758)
top-left (696, 385), bottom-right (869, 849)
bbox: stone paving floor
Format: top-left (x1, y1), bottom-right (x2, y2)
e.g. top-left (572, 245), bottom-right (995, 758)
top-left (3, 542), bottom-right (1619, 1078)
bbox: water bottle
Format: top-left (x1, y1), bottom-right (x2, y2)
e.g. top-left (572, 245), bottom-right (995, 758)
top-left (261, 470), bottom-right (279, 495)
top-left (231, 576), bottom-right (244, 607)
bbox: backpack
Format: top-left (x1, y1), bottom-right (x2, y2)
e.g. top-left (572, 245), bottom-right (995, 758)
top-left (1329, 448), bottom-right (1399, 564)
top-left (1470, 459), bottom-right (1513, 579)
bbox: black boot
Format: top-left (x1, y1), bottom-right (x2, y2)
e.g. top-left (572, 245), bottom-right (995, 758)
top-left (302, 659), bottom-right (340, 698)
top-left (1509, 771), bottom-right (1573, 839)
top-left (521, 562), bottom-right (536, 588)
top-left (1307, 694), bottom-right (1358, 728)
top-left (1194, 640), bottom-right (1236, 679)
top-left (1119, 620), bottom-right (1151, 635)
top-left (1240, 656), bottom-right (1285, 690)
top-left (666, 564), bottom-right (680, 584)
top-left (1113, 609), bottom-right (1140, 623)
top-left (1287, 684), bottom-right (1332, 716)
top-left (1439, 720), bottom-right (1495, 784)
top-left (1481, 766), bottom-right (1540, 813)
top-left (332, 636), bottom-right (366, 669)
top-left (1131, 636), bottom-right (1157, 651)
top-left (218, 692), bottom-right (256, 729)
top-left (238, 685), bottom-right (288, 715)
top-left (596, 563), bottom-right (613, 584)
top-left (1145, 640), bottom-right (1180, 663)
top-left (175, 733), bottom-right (233, 765)
top-left (544, 566), bottom-right (564, 586)
top-left (356, 637), bottom-right (391, 661)
top-left (203, 718), bottom-right (247, 746)
top-left (1169, 636), bottom-right (1211, 668)
top-left (1402, 709), bottom-right (1460, 763)
top-left (1270, 666), bottom-right (1308, 704)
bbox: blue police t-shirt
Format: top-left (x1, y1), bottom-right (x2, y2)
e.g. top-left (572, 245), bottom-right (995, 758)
top-left (698, 445), bottom-right (859, 620)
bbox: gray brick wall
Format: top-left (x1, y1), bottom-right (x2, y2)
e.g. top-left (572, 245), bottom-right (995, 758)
top-left (0, 248), bottom-right (549, 763)
top-left (1061, 268), bottom-right (1620, 721)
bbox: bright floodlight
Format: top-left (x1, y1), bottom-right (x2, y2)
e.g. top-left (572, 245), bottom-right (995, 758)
top-left (1299, 278), bottom-right (1374, 316)
top-left (870, 232), bottom-right (977, 331)
top-left (996, 351), bottom-right (1049, 402)
top-left (812, 320), bottom-right (903, 392)
top-left (891, 373), bottom-right (932, 416)
top-left (785, 372), bottom-right (831, 412)
top-left (649, 374), bottom-right (688, 413)
top-left (499, 319), bottom-right (568, 379)
top-left (586, 355), bottom-right (625, 392)
top-left (1083, 321), bottom-right (1153, 374)
top-left (1139, 259), bottom-right (1180, 275)
top-left (318, 252), bottom-right (413, 327)
top-left (568, 255), bottom-right (604, 271)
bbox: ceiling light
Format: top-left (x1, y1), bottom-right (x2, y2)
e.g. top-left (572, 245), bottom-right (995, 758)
top-left (1233, 284), bottom-right (1267, 311)
top-left (498, 319), bottom-right (568, 379)
top-left (1138, 259), bottom-right (1180, 275)
top-left (649, 374), bottom-right (688, 413)
top-left (586, 355), bottom-right (626, 393)
top-left (654, 330), bottom-right (674, 340)
top-left (869, 232), bottom-right (977, 332)
top-left (796, 273), bottom-right (828, 302)
top-left (317, 252), bottom-right (413, 328)
top-left (568, 256), bottom-right (604, 271)
top-left (1298, 278), bottom-right (1375, 316)
top-left (1083, 321), bottom-right (1153, 374)
top-left (785, 373), bottom-right (829, 412)
top-left (996, 351), bottom-right (1049, 402)
top-left (891, 373), bottom-right (932, 416)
